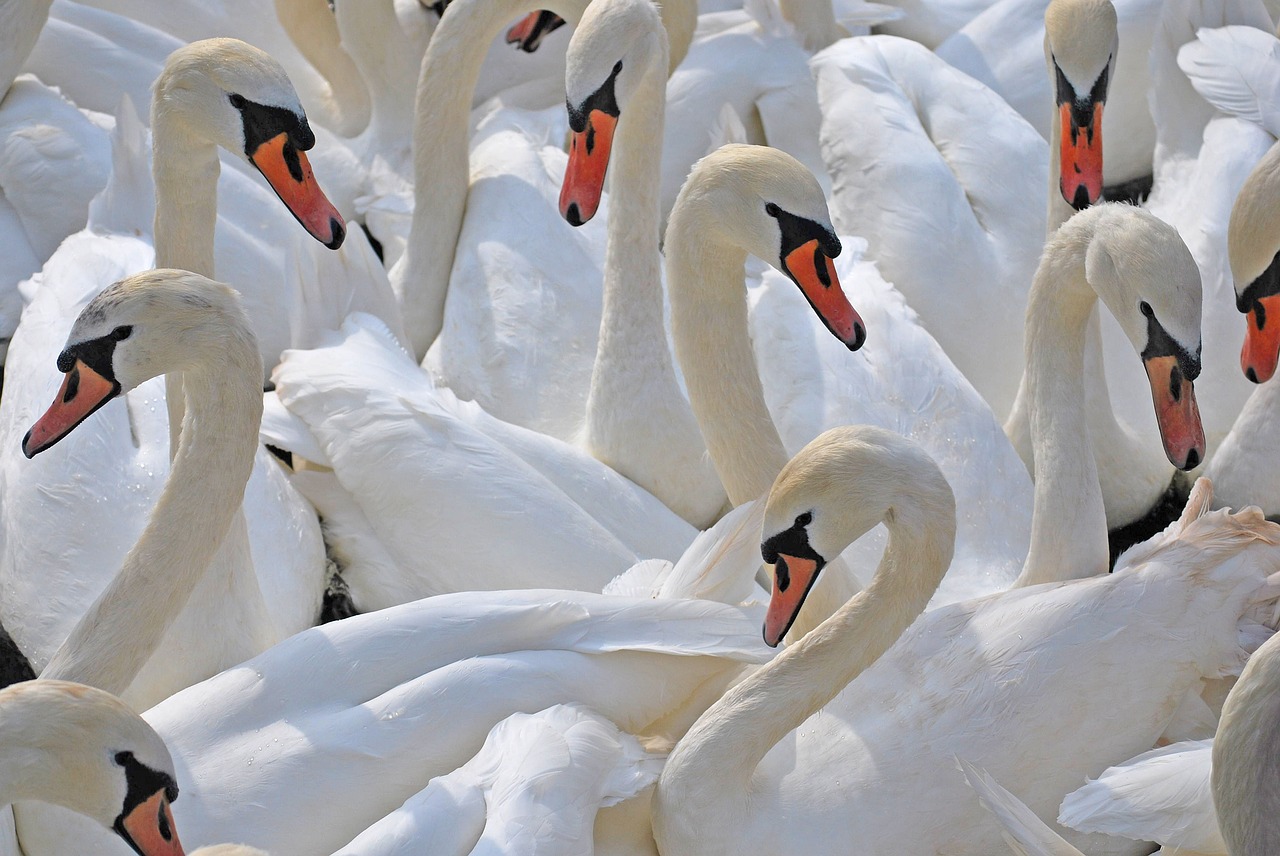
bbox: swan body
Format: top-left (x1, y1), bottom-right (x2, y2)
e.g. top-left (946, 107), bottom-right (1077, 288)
top-left (19, 589), bottom-right (771, 856)
top-left (811, 33), bottom-right (1046, 419)
top-left (264, 311), bottom-right (697, 612)
top-left (657, 467), bottom-right (1280, 855)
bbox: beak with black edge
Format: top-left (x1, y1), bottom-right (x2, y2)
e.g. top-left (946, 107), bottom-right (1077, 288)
top-left (116, 791), bottom-right (185, 856)
top-left (1139, 304), bottom-right (1205, 470)
top-left (763, 553), bottom-right (825, 647)
top-left (561, 61), bottom-right (624, 226)
top-left (781, 240), bottom-right (865, 350)
top-left (1237, 253), bottom-right (1280, 383)
top-left (247, 132), bottom-right (345, 249)
top-left (1054, 60), bottom-right (1107, 211)
top-left (23, 360), bottom-right (121, 458)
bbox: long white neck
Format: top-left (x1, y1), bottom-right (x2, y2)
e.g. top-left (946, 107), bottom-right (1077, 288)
top-left (668, 224), bottom-right (787, 507)
top-left (0, 0), bottom-right (53, 100)
top-left (777, 0), bottom-right (849, 52)
top-left (334, 0), bottom-right (422, 149)
top-left (653, 505), bottom-right (951, 852)
top-left (274, 0), bottom-right (371, 137)
top-left (390, 0), bottom-right (590, 359)
top-left (1015, 231), bottom-right (1109, 586)
top-left (582, 24), bottom-right (722, 527)
top-left (40, 330), bottom-right (264, 698)
top-left (1213, 632), bottom-right (1280, 856)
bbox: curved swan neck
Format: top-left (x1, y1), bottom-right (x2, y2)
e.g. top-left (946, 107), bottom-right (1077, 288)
top-left (392, 0), bottom-right (589, 359)
top-left (273, 0), bottom-right (371, 137)
top-left (40, 326), bottom-right (264, 698)
top-left (656, 505), bottom-right (951, 842)
top-left (1214, 634), bottom-right (1280, 855)
top-left (1015, 230), bottom-right (1109, 586)
top-left (334, 0), bottom-right (420, 146)
top-left (667, 219), bottom-right (789, 506)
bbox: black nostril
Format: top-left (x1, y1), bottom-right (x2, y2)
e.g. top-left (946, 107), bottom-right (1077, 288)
top-left (1247, 366), bottom-right (1260, 384)
top-left (565, 203), bottom-right (583, 227)
top-left (1183, 448), bottom-right (1200, 471)
top-left (326, 218), bottom-right (346, 250)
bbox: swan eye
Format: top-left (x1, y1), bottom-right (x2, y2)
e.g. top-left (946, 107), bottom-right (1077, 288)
top-left (794, 511), bottom-right (812, 528)
top-left (228, 93), bottom-right (247, 110)
top-left (1139, 301), bottom-right (1153, 318)
top-left (110, 325), bottom-right (133, 341)
top-left (765, 202), bottom-right (781, 218)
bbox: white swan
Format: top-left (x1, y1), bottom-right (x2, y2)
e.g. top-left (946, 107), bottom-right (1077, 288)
top-left (0, 39), bottom-right (349, 708)
top-left (650, 206), bottom-right (1269, 856)
top-left (554, 0), bottom-right (726, 525)
top-left (936, 0), bottom-right (1160, 191)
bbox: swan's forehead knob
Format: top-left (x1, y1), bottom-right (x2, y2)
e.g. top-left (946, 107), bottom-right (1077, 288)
top-left (566, 60), bottom-right (623, 133)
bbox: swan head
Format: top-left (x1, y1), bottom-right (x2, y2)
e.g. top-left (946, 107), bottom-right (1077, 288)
top-left (676, 144), bottom-right (866, 350)
top-left (23, 270), bottom-right (255, 458)
top-left (759, 426), bottom-right (955, 647)
top-left (1044, 0), bottom-right (1117, 210)
top-left (1066, 204), bottom-right (1205, 470)
top-left (1, 681), bottom-right (185, 856)
top-left (153, 38), bottom-right (344, 249)
top-left (1228, 142), bottom-right (1280, 383)
top-left (559, 0), bottom-right (666, 224)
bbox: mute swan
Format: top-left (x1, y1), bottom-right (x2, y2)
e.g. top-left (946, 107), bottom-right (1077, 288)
top-left (936, 0), bottom-right (1160, 192)
top-left (666, 143), bottom-right (1029, 620)
top-left (0, 39), bottom-right (346, 708)
top-left (652, 207), bottom-right (1265, 856)
top-left (555, 0), bottom-right (727, 525)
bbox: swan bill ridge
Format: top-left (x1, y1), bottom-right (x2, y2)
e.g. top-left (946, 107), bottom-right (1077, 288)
top-left (113, 751), bottom-right (185, 856)
top-left (1054, 58), bottom-right (1108, 211)
top-left (769, 204), bottom-right (865, 350)
top-left (762, 514), bottom-right (827, 647)
top-left (232, 95), bottom-right (345, 249)
top-left (22, 331), bottom-right (130, 458)
top-left (1236, 249), bottom-right (1280, 383)
top-left (1139, 303), bottom-right (1205, 471)
top-left (561, 61), bottom-right (624, 226)
top-left (507, 11), bottom-right (567, 52)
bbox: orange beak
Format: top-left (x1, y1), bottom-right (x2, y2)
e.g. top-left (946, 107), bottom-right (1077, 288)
top-left (22, 359), bottom-right (119, 458)
top-left (1143, 355), bottom-right (1206, 470)
top-left (560, 110), bottom-right (618, 226)
top-left (1058, 101), bottom-right (1104, 211)
top-left (1241, 293), bottom-right (1280, 383)
top-left (248, 132), bottom-right (345, 249)
top-left (782, 239), bottom-right (865, 350)
top-left (118, 792), bottom-right (185, 856)
top-left (763, 554), bottom-right (822, 647)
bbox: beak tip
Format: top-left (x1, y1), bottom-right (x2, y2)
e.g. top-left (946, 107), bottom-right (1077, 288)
top-left (563, 202), bottom-right (584, 227)
top-left (848, 323), bottom-right (867, 352)
top-left (325, 218), bottom-right (346, 250)
top-left (20, 429), bottom-right (34, 459)
top-left (762, 626), bottom-right (781, 648)
top-left (1181, 446), bottom-right (1202, 471)
top-left (1246, 365), bottom-right (1261, 384)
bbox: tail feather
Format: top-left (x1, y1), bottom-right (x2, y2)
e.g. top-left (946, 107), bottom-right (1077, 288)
top-left (957, 758), bottom-right (1086, 856)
